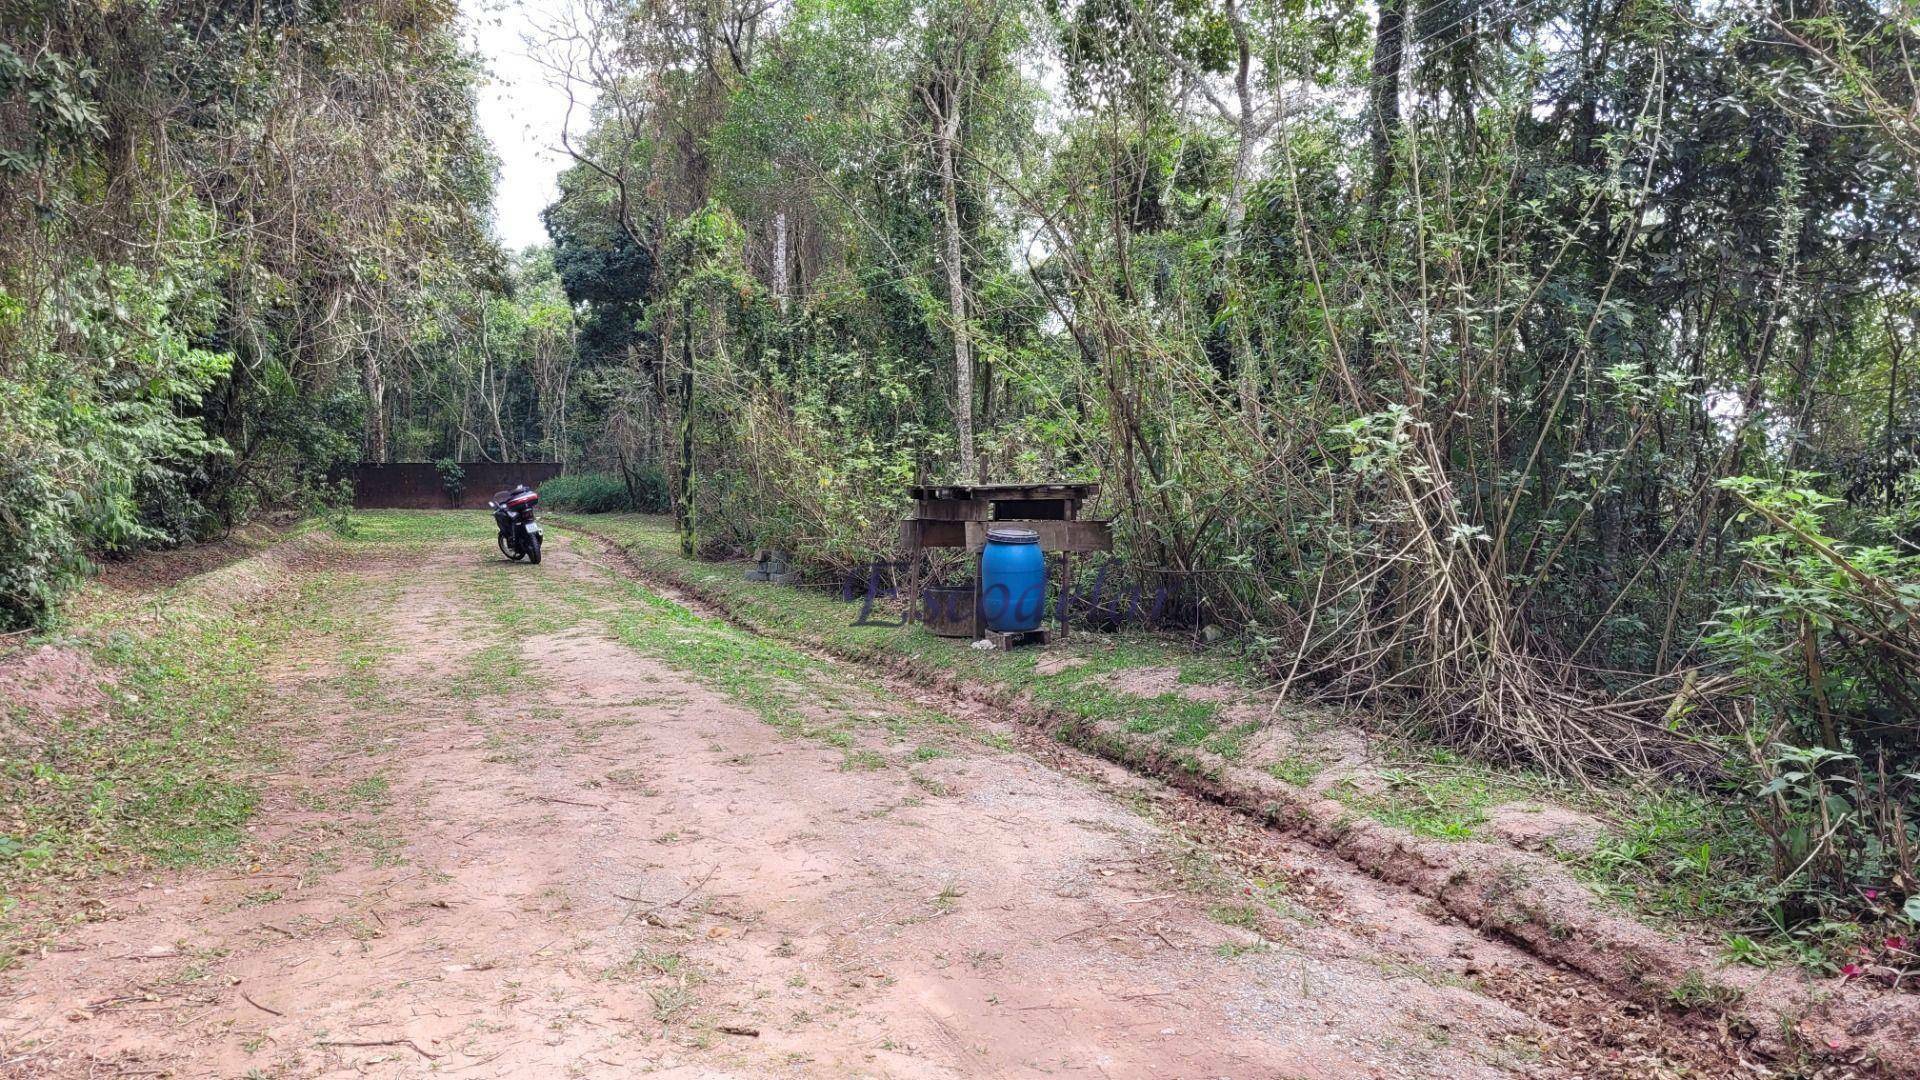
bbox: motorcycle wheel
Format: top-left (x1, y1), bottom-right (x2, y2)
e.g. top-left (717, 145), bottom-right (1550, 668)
top-left (528, 532), bottom-right (543, 565)
top-left (500, 534), bottom-right (525, 562)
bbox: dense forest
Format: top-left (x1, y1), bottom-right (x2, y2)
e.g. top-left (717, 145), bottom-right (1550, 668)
top-left (5, 0), bottom-right (1920, 930)
top-left (0, 0), bottom-right (581, 627)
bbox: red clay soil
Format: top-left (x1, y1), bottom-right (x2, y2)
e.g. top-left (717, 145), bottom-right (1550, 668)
top-left (564, 519), bottom-right (1918, 1079)
top-left (0, 530), bottom-right (1868, 1078)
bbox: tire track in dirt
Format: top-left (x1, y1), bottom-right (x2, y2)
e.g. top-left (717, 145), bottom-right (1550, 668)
top-left (0, 528), bottom-right (1715, 1077)
top-left (561, 520), bottom-right (1794, 1080)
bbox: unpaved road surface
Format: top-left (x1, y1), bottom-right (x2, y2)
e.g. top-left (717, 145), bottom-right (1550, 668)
top-left (2, 524), bottom-right (1729, 1077)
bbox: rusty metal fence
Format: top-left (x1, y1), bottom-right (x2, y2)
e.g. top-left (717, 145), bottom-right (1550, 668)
top-left (345, 463), bottom-right (563, 509)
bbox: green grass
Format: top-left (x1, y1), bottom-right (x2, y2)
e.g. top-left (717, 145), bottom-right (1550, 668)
top-left (363, 516), bottom-right (945, 767)
top-left (591, 576), bottom-right (940, 760)
top-left (344, 509), bottom-right (498, 545)
top-left (1205, 718), bottom-right (1263, 760)
top-left (1206, 902), bottom-right (1265, 930)
top-left (1335, 764), bottom-right (1504, 841)
top-left (554, 513), bottom-right (1254, 759)
top-left (1267, 750), bottom-right (1327, 787)
top-left (344, 774), bottom-right (392, 808)
top-left (1, 571), bottom-right (356, 957)
top-left (1563, 791), bottom-right (1799, 954)
top-left (1667, 968), bottom-right (1745, 1011)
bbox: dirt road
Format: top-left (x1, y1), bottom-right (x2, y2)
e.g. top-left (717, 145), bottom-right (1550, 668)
top-left (2, 524), bottom-right (1725, 1077)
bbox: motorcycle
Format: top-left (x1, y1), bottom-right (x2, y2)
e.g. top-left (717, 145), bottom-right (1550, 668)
top-left (489, 485), bottom-right (543, 564)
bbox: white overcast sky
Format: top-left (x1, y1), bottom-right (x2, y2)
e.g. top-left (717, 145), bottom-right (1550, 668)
top-left (462, 0), bottom-right (593, 251)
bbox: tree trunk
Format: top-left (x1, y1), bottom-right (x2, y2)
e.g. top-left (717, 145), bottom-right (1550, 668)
top-left (772, 211), bottom-right (790, 312)
top-left (618, 436), bottom-right (640, 509)
top-left (1367, 0), bottom-right (1408, 214)
top-left (1225, 7), bottom-right (1258, 422)
top-left (1222, 0), bottom-right (1256, 244)
top-left (936, 90), bottom-right (977, 482)
top-left (479, 302), bottom-right (510, 462)
top-left (678, 297), bottom-right (697, 557)
top-left (1352, 0), bottom-right (1408, 397)
top-left (361, 346), bottom-right (388, 463)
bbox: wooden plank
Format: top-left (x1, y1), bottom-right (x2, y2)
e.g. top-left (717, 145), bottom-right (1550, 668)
top-left (1057, 551), bottom-right (1073, 638)
top-left (909, 482), bottom-right (1100, 502)
top-left (915, 499), bottom-right (991, 521)
top-left (899, 518), bottom-right (968, 550)
top-left (988, 498), bottom-right (1073, 521)
top-left (964, 519), bottom-right (1113, 554)
top-left (981, 486), bottom-right (1093, 501)
top-left (982, 627), bottom-right (1052, 651)
top-left (976, 485), bottom-right (1096, 501)
top-left (972, 551), bottom-right (985, 638)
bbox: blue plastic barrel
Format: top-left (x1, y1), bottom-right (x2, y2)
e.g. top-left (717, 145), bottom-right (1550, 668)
top-left (980, 527), bottom-right (1046, 632)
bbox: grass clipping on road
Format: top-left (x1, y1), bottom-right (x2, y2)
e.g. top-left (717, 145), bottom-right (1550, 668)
top-left (0, 537), bottom-right (338, 957)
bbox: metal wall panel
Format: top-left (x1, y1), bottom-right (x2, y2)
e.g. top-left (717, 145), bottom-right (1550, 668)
top-left (345, 463), bottom-right (563, 509)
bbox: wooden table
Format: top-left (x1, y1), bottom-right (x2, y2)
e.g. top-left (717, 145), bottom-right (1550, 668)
top-left (897, 483), bottom-right (1113, 640)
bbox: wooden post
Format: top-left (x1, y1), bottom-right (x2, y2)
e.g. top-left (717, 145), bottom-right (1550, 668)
top-left (906, 552), bottom-right (920, 626)
top-left (1058, 551), bottom-right (1072, 639)
top-left (972, 550), bottom-right (985, 639)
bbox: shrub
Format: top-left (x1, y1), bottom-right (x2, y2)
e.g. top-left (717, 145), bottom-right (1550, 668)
top-left (0, 263), bottom-right (234, 629)
top-left (299, 477), bottom-right (358, 539)
top-left (435, 458), bottom-right (465, 506)
top-left (541, 468), bottom-right (669, 514)
top-left (1708, 475), bottom-right (1920, 928)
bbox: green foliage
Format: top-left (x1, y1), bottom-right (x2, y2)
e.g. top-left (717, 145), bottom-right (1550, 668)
top-left (542, 470), bottom-right (671, 514)
top-left (0, 41), bottom-right (104, 171)
top-left (0, 259), bottom-right (234, 629)
top-left (300, 479), bottom-right (360, 540)
top-left (0, 0), bottom-right (498, 629)
top-left (435, 458), bottom-right (466, 506)
top-left (1706, 475), bottom-right (1920, 925)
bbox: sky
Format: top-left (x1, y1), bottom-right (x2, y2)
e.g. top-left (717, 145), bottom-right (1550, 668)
top-left (462, 0), bottom-right (594, 252)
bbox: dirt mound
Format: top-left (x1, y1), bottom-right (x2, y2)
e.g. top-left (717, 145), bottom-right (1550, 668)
top-left (75, 531), bottom-right (343, 633)
top-left (167, 532), bottom-right (336, 613)
top-left (1099, 664), bottom-right (1237, 702)
top-left (2, 532), bottom-right (334, 737)
top-left (0, 644), bottom-right (112, 744)
top-left (1046, 716), bottom-right (1920, 1075)
top-left (1033, 654), bottom-right (1087, 676)
top-left (1485, 802), bottom-right (1607, 856)
top-left (87, 519), bottom-right (295, 596)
